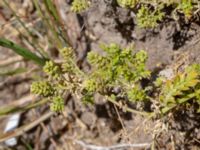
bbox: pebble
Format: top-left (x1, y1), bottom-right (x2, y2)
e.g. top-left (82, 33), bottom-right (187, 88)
top-left (4, 113), bottom-right (21, 146)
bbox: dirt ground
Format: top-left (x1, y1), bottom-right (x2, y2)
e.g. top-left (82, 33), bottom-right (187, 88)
top-left (1, 0), bottom-right (200, 150)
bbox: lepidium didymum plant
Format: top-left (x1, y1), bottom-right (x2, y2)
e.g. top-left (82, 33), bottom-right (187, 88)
top-left (31, 43), bottom-right (150, 112)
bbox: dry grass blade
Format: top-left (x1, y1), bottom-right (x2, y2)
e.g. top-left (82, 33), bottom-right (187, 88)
top-left (0, 97), bottom-right (48, 116)
top-left (1, 95), bottom-right (35, 108)
top-left (0, 56), bottom-right (23, 67)
top-left (0, 67), bottom-right (27, 76)
top-left (75, 140), bottom-right (151, 150)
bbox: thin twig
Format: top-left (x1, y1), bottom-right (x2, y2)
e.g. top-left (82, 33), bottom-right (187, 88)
top-left (0, 95), bottom-right (35, 109)
top-left (0, 76), bottom-right (31, 90)
top-left (0, 111), bottom-right (54, 143)
top-left (0, 56), bottom-right (23, 67)
top-left (106, 96), bottom-right (152, 117)
top-left (113, 105), bottom-right (131, 144)
top-left (75, 140), bottom-right (151, 150)
top-left (0, 98), bottom-right (49, 116)
top-left (32, 109), bottom-right (58, 148)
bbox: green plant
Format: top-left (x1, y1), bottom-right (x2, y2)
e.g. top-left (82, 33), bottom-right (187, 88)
top-left (176, 0), bottom-right (193, 18)
top-left (116, 0), bottom-right (197, 28)
top-left (30, 44), bottom-right (150, 112)
top-left (136, 5), bottom-right (164, 28)
top-left (70, 0), bottom-right (197, 28)
top-left (50, 96), bottom-right (64, 112)
top-left (117, 0), bottom-right (138, 8)
top-left (71, 0), bottom-right (90, 13)
top-left (156, 64), bottom-right (200, 114)
top-left (30, 46), bottom-right (83, 112)
top-left (31, 81), bottom-right (55, 97)
top-left (85, 44), bottom-right (150, 102)
top-left (0, 0), bottom-right (72, 114)
top-left (1, 0), bottom-right (200, 119)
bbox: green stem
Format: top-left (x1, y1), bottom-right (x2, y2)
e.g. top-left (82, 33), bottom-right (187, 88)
top-left (33, 0), bottom-right (63, 48)
top-left (160, 89), bottom-right (200, 114)
top-left (106, 96), bottom-right (152, 117)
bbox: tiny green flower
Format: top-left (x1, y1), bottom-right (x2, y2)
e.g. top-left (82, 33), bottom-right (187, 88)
top-left (71, 0), bottom-right (90, 13)
top-left (62, 62), bottom-right (75, 73)
top-left (50, 96), bottom-right (64, 112)
top-left (43, 61), bottom-right (60, 79)
top-left (60, 47), bottom-right (75, 60)
top-left (31, 81), bottom-right (55, 97)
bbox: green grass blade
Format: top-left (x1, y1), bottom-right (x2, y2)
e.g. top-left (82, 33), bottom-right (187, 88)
top-left (33, 0), bottom-right (63, 48)
top-left (44, 0), bottom-right (60, 22)
top-left (44, 0), bottom-right (71, 47)
top-left (2, 0), bottom-right (48, 58)
top-left (0, 38), bottom-right (46, 66)
top-left (21, 139), bottom-right (33, 150)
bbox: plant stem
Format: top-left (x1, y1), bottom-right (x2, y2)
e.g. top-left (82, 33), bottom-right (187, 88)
top-left (0, 111), bottom-right (54, 142)
top-left (106, 96), bottom-right (152, 117)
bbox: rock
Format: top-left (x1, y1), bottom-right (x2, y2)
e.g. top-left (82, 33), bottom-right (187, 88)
top-left (159, 68), bottom-right (174, 79)
top-left (81, 112), bottom-right (96, 126)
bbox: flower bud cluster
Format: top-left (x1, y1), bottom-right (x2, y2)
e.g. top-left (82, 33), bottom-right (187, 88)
top-left (31, 81), bottom-right (54, 97)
